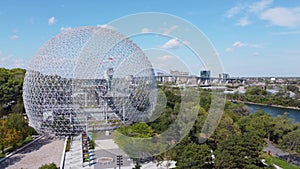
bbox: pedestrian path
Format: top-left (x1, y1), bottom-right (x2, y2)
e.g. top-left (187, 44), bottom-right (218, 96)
top-left (93, 135), bottom-right (134, 169)
top-left (64, 135), bottom-right (94, 169)
top-left (0, 136), bottom-right (64, 169)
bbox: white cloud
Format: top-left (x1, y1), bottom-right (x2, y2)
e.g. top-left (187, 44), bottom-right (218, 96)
top-left (252, 52), bottom-right (260, 56)
top-left (13, 59), bottom-right (27, 68)
top-left (157, 55), bottom-right (174, 62)
top-left (0, 53), bottom-right (27, 68)
top-left (225, 1), bottom-right (300, 28)
top-left (0, 54), bottom-right (12, 62)
top-left (161, 38), bottom-right (182, 49)
top-left (10, 35), bottom-right (19, 40)
top-left (96, 24), bottom-right (115, 30)
top-left (141, 28), bottom-right (151, 33)
top-left (226, 41), bottom-right (262, 52)
top-left (225, 4), bottom-right (245, 18)
top-left (249, 43), bottom-right (264, 48)
top-left (147, 53), bottom-right (190, 74)
top-left (249, 0), bottom-right (273, 13)
top-left (260, 7), bottom-right (300, 27)
top-left (233, 41), bottom-right (246, 48)
top-left (224, 0), bottom-right (300, 28)
top-left (272, 30), bottom-right (300, 35)
top-left (236, 16), bottom-right (251, 26)
top-left (60, 27), bottom-right (72, 32)
top-left (160, 38), bottom-right (190, 49)
top-left (226, 41), bottom-right (247, 52)
top-left (225, 48), bottom-right (233, 52)
top-left (162, 25), bottom-right (178, 35)
top-left (48, 16), bottom-right (56, 25)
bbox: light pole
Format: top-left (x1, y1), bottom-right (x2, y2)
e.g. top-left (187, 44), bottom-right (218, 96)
top-left (116, 155), bottom-right (123, 169)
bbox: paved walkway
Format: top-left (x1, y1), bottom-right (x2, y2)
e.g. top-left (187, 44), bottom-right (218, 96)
top-left (64, 135), bottom-right (94, 169)
top-left (0, 137), bottom-right (64, 169)
top-left (264, 141), bottom-right (289, 156)
top-left (264, 140), bottom-right (300, 167)
top-left (64, 135), bottom-right (95, 169)
top-left (93, 133), bottom-right (134, 169)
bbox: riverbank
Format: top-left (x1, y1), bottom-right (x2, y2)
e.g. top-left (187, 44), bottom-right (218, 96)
top-left (229, 100), bottom-right (300, 111)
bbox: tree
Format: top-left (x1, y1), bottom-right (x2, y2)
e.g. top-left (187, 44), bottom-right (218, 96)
top-left (237, 111), bottom-right (277, 141)
top-left (0, 113), bottom-right (37, 152)
top-left (0, 119), bottom-right (8, 153)
top-left (246, 86), bottom-right (267, 96)
top-left (5, 128), bottom-right (21, 148)
top-left (212, 114), bottom-right (240, 144)
top-left (0, 68), bottom-right (26, 116)
top-left (287, 85), bottom-right (299, 94)
top-left (175, 143), bottom-right (212, 169)
top-left (38, 162), bottom-right (58, 169)
top-left (252, 111), bottom-right (276, 141)
top-left (214, 132), bottom-right (264, 169)
top-left (272, 113), bottom-right (296, 143)
top-left (6, 113), bottom-right (28, 139)
top-left (280, 129), bottom-right (300, 154)
top-left (114, 122), bottom-right (159, 158)
top-left (199, 89), bottom-right (211, 112)
top-left (116, 122), bottom-right (155, 138)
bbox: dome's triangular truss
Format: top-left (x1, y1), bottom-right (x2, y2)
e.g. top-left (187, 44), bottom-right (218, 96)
top-left (23, 26), bottom-right (157, 136)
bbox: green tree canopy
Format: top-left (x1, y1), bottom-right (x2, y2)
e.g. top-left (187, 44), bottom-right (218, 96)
top-left (214, 132), bottom-right (264, 169)
top-left (38, 162), bottom-right (58, 169)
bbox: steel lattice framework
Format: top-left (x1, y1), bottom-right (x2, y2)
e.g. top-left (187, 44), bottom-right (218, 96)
top-left (23, 26), bottom-right (156, 136)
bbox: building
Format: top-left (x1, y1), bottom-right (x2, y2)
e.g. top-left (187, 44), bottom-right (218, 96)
top-left (200, 70), bottom-right (211, 82)
top-left (219, 73), bottom-right (230, 83)
top-left (170, 70), bottom-right (189, 76)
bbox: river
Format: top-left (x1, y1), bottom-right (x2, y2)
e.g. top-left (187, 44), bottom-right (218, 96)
top-left (246, 103), bottom-right (300, 122)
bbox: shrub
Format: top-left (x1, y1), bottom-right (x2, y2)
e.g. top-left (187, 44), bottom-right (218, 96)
top-left (38, 162), bottom-right (58, 169)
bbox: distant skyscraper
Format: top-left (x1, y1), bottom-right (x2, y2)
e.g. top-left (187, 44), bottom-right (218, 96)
top-left (219, 73), bottom-right (230, 82)
top-left (200, 70), bottom-right (211, 81)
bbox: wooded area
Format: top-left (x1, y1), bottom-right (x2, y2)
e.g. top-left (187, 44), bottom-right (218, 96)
top-left (114, 86), bottom-right (300, 169)
top-left (0, 68), bottom-right (37, 158)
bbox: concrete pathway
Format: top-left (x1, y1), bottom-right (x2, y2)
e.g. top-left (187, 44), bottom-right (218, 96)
top-left (264, 141), bottom-right (289, 156)
top-left (0, 137), bottom-right (64, 169)
top-left (93, 133), bottom-right (134, 169)
top-left (64, 135), bottom-right (94, 169)
top-left (264, 140), bottom-right (300, 167)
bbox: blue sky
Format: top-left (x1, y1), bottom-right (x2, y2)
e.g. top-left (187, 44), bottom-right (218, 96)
top-left (1, 0), bottom-right (300, 77)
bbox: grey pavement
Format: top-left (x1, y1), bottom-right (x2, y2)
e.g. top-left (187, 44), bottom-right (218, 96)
top-left (64, 135), bottom-right (95, 169)
top-left (264, 141), bottom-right (289, 156)
top-left (0, 136), bottom-right (64, 169)
top-left (264, 140), bottom-right (300, 167)
top-left (93, 133), bottom-right (134, 169)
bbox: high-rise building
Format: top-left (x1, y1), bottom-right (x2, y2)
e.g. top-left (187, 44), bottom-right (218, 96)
top-left (219, 73), bottom-right (230, 82)
top-left (200, 70), bottom-right (211, 81)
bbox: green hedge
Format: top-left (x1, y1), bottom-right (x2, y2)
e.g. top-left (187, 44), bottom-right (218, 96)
top-left (65, 137), bottom-right (71, 152)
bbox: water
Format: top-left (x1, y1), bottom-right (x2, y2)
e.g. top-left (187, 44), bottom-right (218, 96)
top-left (246, 103), bottom-right (300, 122)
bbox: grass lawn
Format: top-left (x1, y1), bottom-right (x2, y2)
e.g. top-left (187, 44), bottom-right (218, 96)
top-left (262, 153), bottom-right (300, 169)
top-left (0, 152), bottom-right (4, 158)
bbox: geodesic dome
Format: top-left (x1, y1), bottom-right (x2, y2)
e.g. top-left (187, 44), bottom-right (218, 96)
top-left (23, 26), bottom-right (156, 136)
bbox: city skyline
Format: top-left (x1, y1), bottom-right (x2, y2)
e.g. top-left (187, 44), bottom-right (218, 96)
top-left (1, 0), bottom-right (300, 77)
